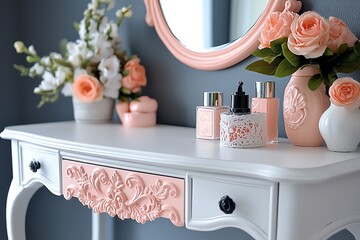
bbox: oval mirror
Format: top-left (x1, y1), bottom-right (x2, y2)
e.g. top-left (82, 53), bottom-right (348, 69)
top-left (144, 0), bottom-right (302, 70)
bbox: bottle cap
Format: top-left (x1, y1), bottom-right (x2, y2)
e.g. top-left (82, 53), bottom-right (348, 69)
top-left (203, 92), bottom-right (223, 106)
top-left (230, 82), bottom-right (250, 113)
top-left (255, 81), bottom-right (275, 98)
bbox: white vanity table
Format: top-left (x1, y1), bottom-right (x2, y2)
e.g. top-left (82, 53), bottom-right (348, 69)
top-left (2, 121), bottom-right (360, 240)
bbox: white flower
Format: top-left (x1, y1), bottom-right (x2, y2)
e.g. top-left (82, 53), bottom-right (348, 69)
top-left (14, 41), bottom-right (25, 53)
top-left (90, 32), bottom-right (113, 58)
top-left (116, 7), bottom-right (132, 18)
top-left (73, 68), bottom-right (88, 80)
top-left (79, 20), bottom-right (87, 40)
top-left (28, 45), bottom-right (36, 55)
top-left (97, 16), bottom-right (109, 34)
top-left (40, 56), bottom-right (51, 66)
top-left (98, 55), bottom-right (120, 79)
top-left (67, 40), bottom-right (93, 67)
top-left (34, 71), bottom-right (58, 93)
top-left (29, 63), bottom-right (44, 77)
top-left (79, 18), bottom-right (98, 40)
top-left (102, 74), bottom-right (121, 99)
top-left (50, 52), bottom-right (63, 60)
top-left (55, 66), bottom-right (71, 86)
top-left (104, 23), bottom-right (119, 39)
top-left (61, 83), bottom-right (73, 97)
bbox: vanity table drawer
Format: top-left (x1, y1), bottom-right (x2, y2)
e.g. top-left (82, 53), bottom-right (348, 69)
top-left (187, 173), bottom-right (278, 240)
top-left (19, 143), bottom-right (61, 195)
top-left (62, 160), bottom-right (185, 226)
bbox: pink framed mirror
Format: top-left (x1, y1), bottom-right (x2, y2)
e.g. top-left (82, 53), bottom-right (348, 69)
top-left (144, 0), bottom-right (301, 70)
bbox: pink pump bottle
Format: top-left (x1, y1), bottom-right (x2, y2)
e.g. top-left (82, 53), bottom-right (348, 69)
top-left (251, 81), bottom-right (279, 143)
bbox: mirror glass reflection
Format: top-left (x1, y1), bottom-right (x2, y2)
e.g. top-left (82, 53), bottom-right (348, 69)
top-left (159, 0), bottom-right (268, 52)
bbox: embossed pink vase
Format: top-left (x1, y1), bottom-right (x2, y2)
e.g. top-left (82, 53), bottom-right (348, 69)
top-left (283, 66), bottom-right (330, 146)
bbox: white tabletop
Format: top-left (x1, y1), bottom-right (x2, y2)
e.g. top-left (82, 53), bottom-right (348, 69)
top-left (2, 121), bottom-right (360, 182)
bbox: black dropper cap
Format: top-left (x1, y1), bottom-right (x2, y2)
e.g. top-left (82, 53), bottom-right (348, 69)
top-left (230, 82), bottom-right (250, 113)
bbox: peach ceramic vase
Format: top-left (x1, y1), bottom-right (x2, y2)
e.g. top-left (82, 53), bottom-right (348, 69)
top-left (283, 66), bottom-right (330, 146)
top-left (72, 97), bottom-right (114, 123)
top-left (116, 96), bottom-right (158, 127)
top-left (319, 103), bottom-right (360, 152)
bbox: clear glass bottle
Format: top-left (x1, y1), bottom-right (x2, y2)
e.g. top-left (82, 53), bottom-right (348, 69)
top-left (220, 82), bottom-right (267, 148)
top-left (196, 92), bottom-right (229, 140)
top-left (251, 81), bottom-right (279, 143)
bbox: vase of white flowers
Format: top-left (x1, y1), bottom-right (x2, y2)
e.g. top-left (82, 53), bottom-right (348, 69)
top-left (13, 0), bottom-right (149, 123)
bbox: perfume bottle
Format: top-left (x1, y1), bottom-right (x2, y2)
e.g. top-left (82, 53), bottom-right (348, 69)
top-left (251, 81), bottom-right (279, 143)
top-left (196, 92), bottom-right (229, 139)
top-left (220, 82), bottom-right (267, 148)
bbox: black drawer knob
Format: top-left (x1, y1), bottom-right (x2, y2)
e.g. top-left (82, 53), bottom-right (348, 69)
top-left (219, 195), bottom-right (236, 214)
top-left (29, 160), bottom-right (41, 173)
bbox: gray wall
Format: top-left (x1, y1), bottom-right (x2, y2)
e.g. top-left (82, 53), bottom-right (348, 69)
top-left (0, 0), bottom-right (359, 239)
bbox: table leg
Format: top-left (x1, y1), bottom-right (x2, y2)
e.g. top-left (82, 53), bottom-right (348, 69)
top-left (6, 180), bottom-right (42, 240)
top-left (6, 180), bottom-right (43, 240)
top-left (92, 212), bottom-right (114, 240)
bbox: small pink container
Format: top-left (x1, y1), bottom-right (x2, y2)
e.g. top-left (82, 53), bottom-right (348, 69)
top-left (196, 92), bottom-right (229, 140)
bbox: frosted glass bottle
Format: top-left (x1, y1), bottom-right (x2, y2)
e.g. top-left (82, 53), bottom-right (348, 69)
top-left (251, 81), bottom-right (279, 143)
top-left (196, 92), bottom-right (229, 140)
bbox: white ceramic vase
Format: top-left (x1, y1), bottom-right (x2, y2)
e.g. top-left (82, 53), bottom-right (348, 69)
top-left (72, 97), bottom-right (114, 123)
top-left (319, 103), bottom-right (360, 152)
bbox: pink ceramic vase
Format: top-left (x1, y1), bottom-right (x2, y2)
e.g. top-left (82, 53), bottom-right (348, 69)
top-left (283, 66), bottom-right (330, 146)
top-left (116, 96), bottom-right (158, 127)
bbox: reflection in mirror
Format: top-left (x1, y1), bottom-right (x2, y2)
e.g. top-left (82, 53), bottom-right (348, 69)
top-left (159, 0), bottom-right (268, 52)
top-left (145, 0), bottom-right (302, 70)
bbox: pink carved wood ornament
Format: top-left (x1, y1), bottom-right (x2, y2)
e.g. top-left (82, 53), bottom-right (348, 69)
top-left (144, 0), bottom-right (302, 70)
top-left (62, 160), bottom-right (185, 226)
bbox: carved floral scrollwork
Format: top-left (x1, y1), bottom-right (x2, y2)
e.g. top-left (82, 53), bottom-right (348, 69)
top-left (283, 86), bottom-right (308, 129)
top-left (64, 165), bottom-right (183, 226)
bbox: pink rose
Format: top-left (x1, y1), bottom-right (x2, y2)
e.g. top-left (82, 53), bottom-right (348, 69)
top-left (73, 74), bottom-right (104, 102)
top-left (327, 17), bottom-right (358, 53)
top-left (121, 57), bottom-right (147, 93)
top-left (288, 11), bottom-right (330, 59)
top-left (329, 77), bottom-right (360, 110)
top-left (259, 11), bottom-right (297, 49)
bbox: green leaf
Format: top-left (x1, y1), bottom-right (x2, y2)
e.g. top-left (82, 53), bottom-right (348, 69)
top-left (252, 48), bottom-right (280, 64)
top-left (336, 44), bottom-right (348, 56)
top-left (308, 74), bottom-right (323, 91)
top-left (14, 64), bottom-right (30, 76)
top-left (281, 42), bottom-right (301, 68)
top-left (323, 48), bottom-right (334, 56)
top-left (275, 59), bottom-right (298, 77)
top-left (252, 48), bottom-right (277, 58)
top-left (245, 59), bottom-right (281, 76)
top-left (73, 22), bottom-right (80, 32)
top-left (52, 58), bottom-right (73, 69)
top-left (263, 55), bottom-right (280, 64)
top-left (336, 50), bottom-right (360, 73)
top-left (59, 39), bottom-right (69, 57)
top-left (270, 37), bottom-right (287, 54)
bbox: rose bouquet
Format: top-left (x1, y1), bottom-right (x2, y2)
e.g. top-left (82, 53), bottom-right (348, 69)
top-left (14, 0), bottom-right (147, 108)
top-left (246, 3), bottom-right (360, 92)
